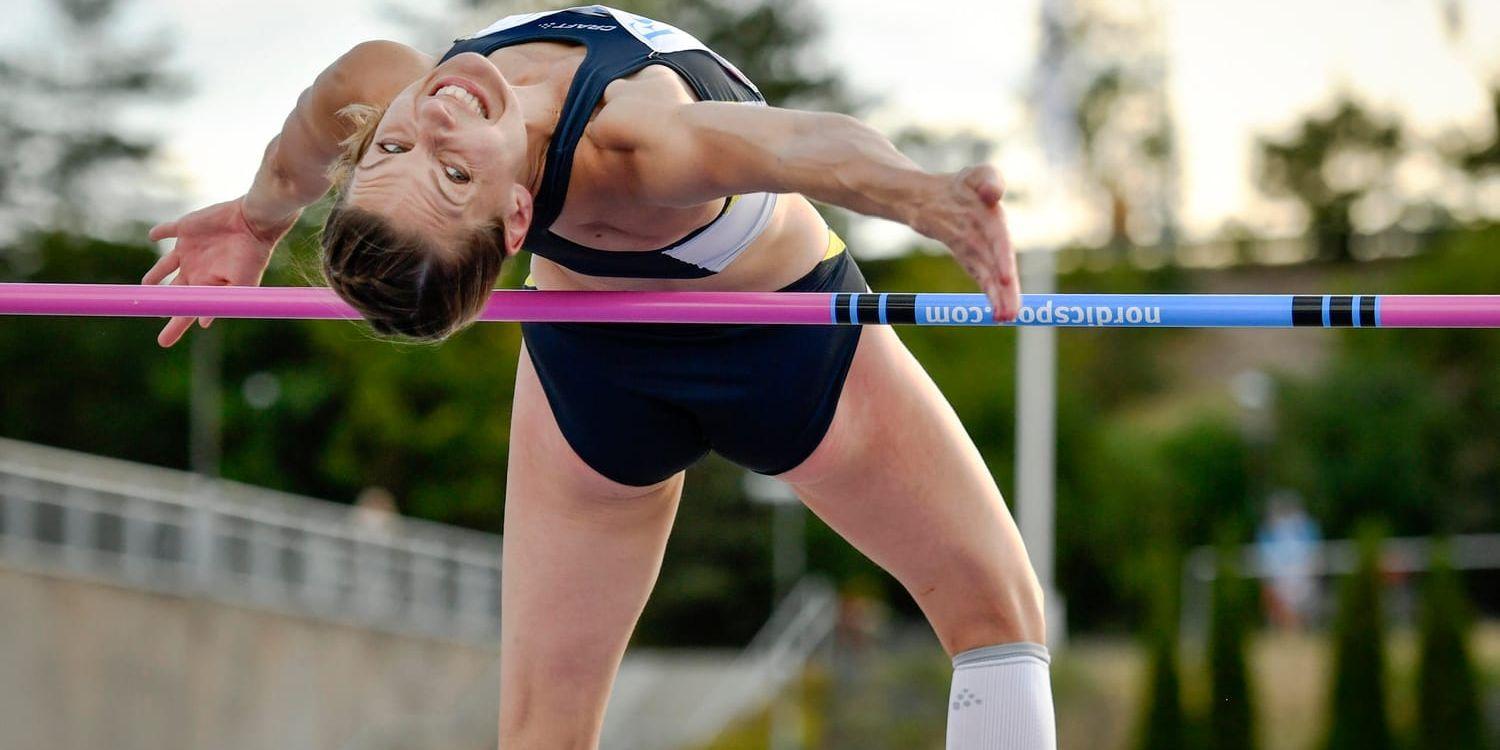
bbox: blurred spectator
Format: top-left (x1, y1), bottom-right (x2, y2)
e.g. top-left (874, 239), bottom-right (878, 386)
top-left (836, 580), bottom-right (890, 655)
top-left (351, 486), bottom-right (402, 538)
top-left (1256, 490), bottom-right (1322, 629)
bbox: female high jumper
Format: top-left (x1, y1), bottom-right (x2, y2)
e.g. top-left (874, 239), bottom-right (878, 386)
top-left (145, 6), bottom-right (1054, 747)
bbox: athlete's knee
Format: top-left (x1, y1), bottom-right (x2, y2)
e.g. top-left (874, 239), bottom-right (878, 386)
top-left (500, 637), bottom-right (621, 744)
top-left (923, 556), bottom-right (1046, 653)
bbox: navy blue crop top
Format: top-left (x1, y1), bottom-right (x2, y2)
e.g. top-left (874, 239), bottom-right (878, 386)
top-left (441, 5), bottom-right (768, 279)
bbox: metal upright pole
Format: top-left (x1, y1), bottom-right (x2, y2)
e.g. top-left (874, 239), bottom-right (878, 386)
top-left (1016, 250), bottom-right (1065, 648)
top-left (1023, 0), bottom-right (1078, 648)
top-left (188, 325), bottom-right (222, 589)
top-left (744, 472), bottom-right (806, 749)
top-left (189, 325), bottom-right (222, 477)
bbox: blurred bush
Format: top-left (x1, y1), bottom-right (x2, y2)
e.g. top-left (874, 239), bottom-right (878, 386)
top-left (1415, 542), bottom-right (1485, 749)
top-left (1207, 534), bottom-right (1256, 750)
top-left (1132, 549), bottom-right (1188, 750)
top-left (1323, 523), bottom-right (1394, 750)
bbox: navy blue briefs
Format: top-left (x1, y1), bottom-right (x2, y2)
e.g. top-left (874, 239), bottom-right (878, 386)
top-left (521, 248), bottom-right (866, 486)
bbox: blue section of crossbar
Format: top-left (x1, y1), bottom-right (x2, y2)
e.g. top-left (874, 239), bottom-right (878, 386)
top-left (895, 294), bottom-right (1297, 327)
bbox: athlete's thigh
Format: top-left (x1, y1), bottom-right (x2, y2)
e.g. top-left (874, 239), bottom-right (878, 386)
top-left (777, 326), bottom-right (1042, 651)
top-left (500, 344), bottom-right (684, 743)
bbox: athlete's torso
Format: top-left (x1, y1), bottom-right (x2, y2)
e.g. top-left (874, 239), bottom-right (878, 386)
top-left (443, 5), bottom-right (830, 291)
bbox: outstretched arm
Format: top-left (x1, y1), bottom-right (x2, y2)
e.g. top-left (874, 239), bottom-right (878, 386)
top-left (602, 100), bottom-right (1020, 320)
top-left (144, 40), bottom-right (431, 347)
top-left (238, 40), bottom-right (433, 235)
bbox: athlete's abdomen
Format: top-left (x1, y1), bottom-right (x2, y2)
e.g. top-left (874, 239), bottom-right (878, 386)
top-left (528, 194), bottom-right (834, 293)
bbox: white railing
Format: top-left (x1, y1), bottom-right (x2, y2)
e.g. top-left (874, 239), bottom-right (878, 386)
top-left (338, 578), bottom-right (839, 750)
top-left (0, 438), bottom-right (844, 749)
top-left (1180, 532), bottom-right (1500, 636)
top-left (663, 577), bottom-right (838, 749)
top-left (0, 438), bottom-right (503, 643)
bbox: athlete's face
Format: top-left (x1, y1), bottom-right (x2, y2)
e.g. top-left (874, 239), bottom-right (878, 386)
top-left (346, 53), bottom-right (531, 244)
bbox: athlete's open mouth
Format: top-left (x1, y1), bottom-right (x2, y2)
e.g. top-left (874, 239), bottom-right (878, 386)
top-left (429, 77), bottom-right (490, 119)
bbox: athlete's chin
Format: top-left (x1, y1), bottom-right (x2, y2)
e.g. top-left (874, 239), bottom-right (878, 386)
top-left (435, 53), bottom-right (511, 107)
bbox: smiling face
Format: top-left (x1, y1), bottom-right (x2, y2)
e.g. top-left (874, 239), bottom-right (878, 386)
top-left (345, 52), bottom-right (533, 246)
top-left (316, 52), bottom-right (536, 341)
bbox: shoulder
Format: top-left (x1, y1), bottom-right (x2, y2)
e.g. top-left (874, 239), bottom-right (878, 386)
top-left (325, 40), bottom-right (433, 104)
top-left (587, 65), bottom-right (699, 145)
top-left (333, 40), bottom-right (430, 74)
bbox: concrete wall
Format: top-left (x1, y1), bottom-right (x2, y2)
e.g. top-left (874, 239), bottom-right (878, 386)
top-left (0, 564), bottom-right (499, 750)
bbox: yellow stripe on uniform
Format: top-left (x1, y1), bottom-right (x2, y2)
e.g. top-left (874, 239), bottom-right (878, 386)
top-left (823, 227), bottom-right (847, 260)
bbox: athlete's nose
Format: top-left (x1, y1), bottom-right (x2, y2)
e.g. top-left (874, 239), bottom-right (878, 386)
top-left (418, 98), bottom-right (460, 131)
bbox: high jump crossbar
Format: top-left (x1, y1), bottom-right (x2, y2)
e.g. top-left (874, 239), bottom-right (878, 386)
top-left (2, 283), bottom-right (1499, 328)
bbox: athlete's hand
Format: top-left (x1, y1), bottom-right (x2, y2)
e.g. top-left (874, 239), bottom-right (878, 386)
top-left (143, 198), bottom-right (292, 348)
top-left (909, 165), bottom-right (1021, 322)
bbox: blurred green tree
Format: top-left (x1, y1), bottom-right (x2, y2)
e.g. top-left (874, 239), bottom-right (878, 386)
top-left (1255, 96), bottom-right (1405, 262)
top-left (1277, 225), bottom-right (1500, 537)
top-left (1271, 362), bottom-right (1455, 537)
top-left (1032, 0), bottom-right (1179, 251)
top-left (1132, 548), bottom-right (1188, 750)
top-left (1454, 87), bottom-right (1500, 177)
top-left (0, 231), bottom-right (188, 465)
top-left (1414, 542), bottom-right (1484, 749)
top-left (0, 0), bottom-right (182, 238)
top-left (1206, 533), bottom-right (1256, 750)
top-left (1322, 523), bottom-right (1394, 750)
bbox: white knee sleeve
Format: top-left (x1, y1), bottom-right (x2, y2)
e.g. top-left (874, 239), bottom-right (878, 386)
top-left (945, 642), bottom-right (1057, 749)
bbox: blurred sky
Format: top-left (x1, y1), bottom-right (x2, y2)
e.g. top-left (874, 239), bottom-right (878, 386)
top-left (6, 0), bottom-right (1498, 250)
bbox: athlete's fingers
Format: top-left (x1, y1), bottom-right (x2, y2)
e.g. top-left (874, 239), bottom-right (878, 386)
top-left (142, 251), bottom-right (181, 286)
top-left (148, 221), bottom-right (180, 242)
top-left (995, 280), bottom-right (1021, 323)
top-left (990, 202), bottom-right (1019, 324)
top-left (980, 280), bottom-right (1001, 321)
top-left (199, 317), bottom-right (214, 329)
top-left (991, 258), bottom-right (1021, 322)
top-left (981, 278), bottom-right (1014, 324)
top-left (157, 316), bottom-right (194, 348)
top-left (990, 199), bottom-right (1016, 278)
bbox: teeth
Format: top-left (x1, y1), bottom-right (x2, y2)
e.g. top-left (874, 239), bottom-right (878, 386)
top-left (434, 84), bottom-right (486, 117)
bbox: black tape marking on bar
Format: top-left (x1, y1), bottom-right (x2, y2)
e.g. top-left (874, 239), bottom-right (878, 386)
top-left (1292, 295), bottom-right (1322, 327)
top-left (1360, 296), bottom-right (1376, 328)
top-left (884, 293), bottom-right (917, 325)
top-left (857, 294), bottom-right (880, 326)
top-left (1329, 295), bottom-right (1354, 327)
top-left (832, 293), bottom-right (852, 324)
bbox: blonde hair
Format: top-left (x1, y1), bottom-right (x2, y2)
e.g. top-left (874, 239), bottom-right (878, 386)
top-left (327, 102), bottom-right (388, 192)
top-left (317, 101), bottom-right (508, 342)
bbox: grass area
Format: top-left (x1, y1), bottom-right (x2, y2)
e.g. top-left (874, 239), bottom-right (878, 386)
top-left (700, 621), bottom-right (1500, 749)
top-left (1059, 622), bottom-right (1500, 750)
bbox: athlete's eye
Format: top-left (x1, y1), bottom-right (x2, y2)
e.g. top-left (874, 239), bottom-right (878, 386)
top-left (445, 165), bottom-right (471, 184)
top-left (378, 142), bottom-right (408, 154)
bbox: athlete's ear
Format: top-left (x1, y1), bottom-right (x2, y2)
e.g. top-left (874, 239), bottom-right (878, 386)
top-left (499, 186), bottom-right (532, 258)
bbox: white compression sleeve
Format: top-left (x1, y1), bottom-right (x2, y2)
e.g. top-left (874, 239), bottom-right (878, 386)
top-left (945, 642), bottom-right (1057, 750)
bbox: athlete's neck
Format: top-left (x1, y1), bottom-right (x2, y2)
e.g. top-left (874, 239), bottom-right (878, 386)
top-left (510, 82), bottom-right (561, 197)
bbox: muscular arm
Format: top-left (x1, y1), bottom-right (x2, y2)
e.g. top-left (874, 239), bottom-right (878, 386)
top-left (599, 99), bottom-right (1021, 318)
top-left (601, 100), bottom-right (935, 220)
top-left (240, 40), bottom-right (432, 238)
top-left (142, 41), bottom-right (433, 348)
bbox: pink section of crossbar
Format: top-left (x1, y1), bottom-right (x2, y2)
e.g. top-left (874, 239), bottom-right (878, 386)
top-left (1379, 295), bottom-right (1500, 328)
top-left (480, 288), bottom-right (830, 324)
top-left (0, 283), bottom-right (834, 325)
